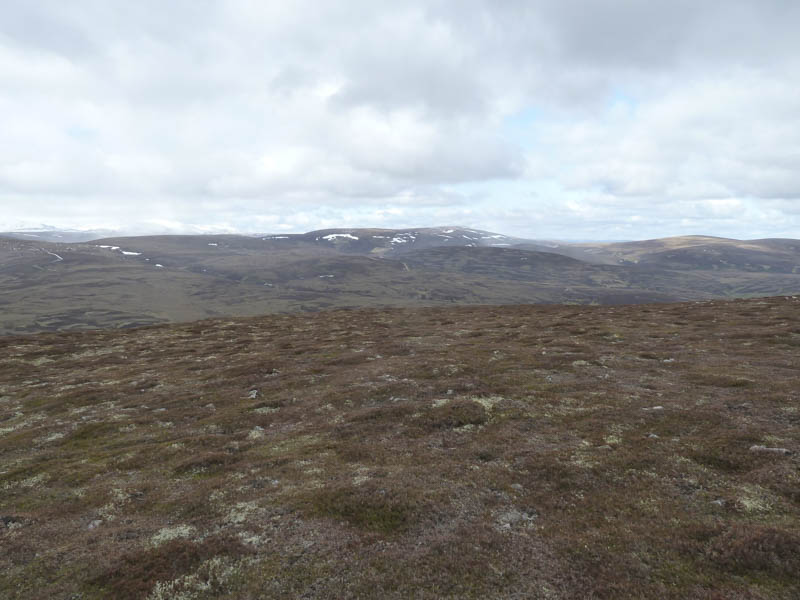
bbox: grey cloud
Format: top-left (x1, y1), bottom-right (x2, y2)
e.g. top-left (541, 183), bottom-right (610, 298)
top-left (1, 1), bottom-right (799, 238)
top-left (0, 2), bottom-right (95, 57)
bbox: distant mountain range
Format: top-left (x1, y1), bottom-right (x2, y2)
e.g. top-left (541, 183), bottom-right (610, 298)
top-left (0, 228), bottom-right (116, 243)
top-left (1, 226), bottom-right (798, 334)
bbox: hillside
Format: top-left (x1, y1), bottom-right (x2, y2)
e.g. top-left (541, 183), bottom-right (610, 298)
top-left (1, 230), bottom-right (800, 334)
top-left (1, 296), bottom-right (799, 598)
top-left (0, 235), bottom-right (645, 334)
top-left (567, 236), bottom-right (800, 271)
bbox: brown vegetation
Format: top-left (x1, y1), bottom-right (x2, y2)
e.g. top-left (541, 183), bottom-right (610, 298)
top-left (1, 296), bottom-right (799, 598)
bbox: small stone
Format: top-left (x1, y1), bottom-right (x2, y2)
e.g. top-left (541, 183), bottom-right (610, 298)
top-left (1, 515), bottom-right (24, 527)
top-left (88, 520), bottom-right (102, 530)
top-left (749, 445), bottom-right (792, 456)
top-left (646, 433), bottom-right (660, 439)
top-left (496, 508), bottom-right (537, 529)
top-left (247, 390), bottom-right (259, 399)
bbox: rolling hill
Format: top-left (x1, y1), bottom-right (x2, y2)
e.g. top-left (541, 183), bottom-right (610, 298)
top-left (1, 229), bottom-right (799, 334)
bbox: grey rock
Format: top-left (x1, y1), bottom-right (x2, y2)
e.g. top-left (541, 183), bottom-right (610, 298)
top-left (749, 445), bottom-right (792, 456)
top-left (496, 508), bottom-right (538, 529)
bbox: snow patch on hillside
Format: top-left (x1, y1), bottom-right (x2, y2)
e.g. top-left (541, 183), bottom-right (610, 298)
top-left (323, 233), bottom-right (359, 241)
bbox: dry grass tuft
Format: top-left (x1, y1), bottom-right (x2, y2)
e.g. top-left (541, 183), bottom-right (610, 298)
top-left (93, 535), bottom-right (253, 599)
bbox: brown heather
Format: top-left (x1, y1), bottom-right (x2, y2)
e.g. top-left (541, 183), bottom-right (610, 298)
top-left (1, 296), bottom-right (799, 598)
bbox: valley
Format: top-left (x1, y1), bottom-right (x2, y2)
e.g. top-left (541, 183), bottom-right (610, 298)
top-left (2, 227), bottom-right (800, 335)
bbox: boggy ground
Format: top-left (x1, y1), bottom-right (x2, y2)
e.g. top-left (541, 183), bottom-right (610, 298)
top-left (1, 296), bottom-right (799, 599)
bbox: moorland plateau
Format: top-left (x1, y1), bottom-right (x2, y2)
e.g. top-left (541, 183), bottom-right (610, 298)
top-left (1, 296), bottom-right (799, 598)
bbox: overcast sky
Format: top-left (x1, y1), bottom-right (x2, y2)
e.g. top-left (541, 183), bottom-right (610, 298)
top-left (1, 1), bottom-right (799, 240)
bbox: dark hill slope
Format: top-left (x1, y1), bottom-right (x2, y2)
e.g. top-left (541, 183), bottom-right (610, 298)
top-left (401, 246), bottom-right (681, 303)
top-left (634, 242), bottom-right (800, 273)
top-left (564, 236), bottom-right (800, 271)
top-left (2, 232), bottom-right (800, 334)
top-left (400, 245), bottom-right (800, 303)
top-left (1, 297), bottom-right (799, 598)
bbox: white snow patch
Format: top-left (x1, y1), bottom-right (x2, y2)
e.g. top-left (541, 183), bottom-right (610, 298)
top-left (207, 243), bottom-right (218, 246)
top-left (372, 235), bottom-right (388, 239)
top-left (263, 236), bottom-right (289, 240)
top-left (443, 229), bottom-right (455, 233)
top-left (97, 245), bottom-right (120, 250)
top-left (322, 233), bottom-right (359, 241)
top-left (121, 251), bottom-right (141, 256)
top-left (319, 274), bottom-right (334, 278)
top-left (42, 249), bottom-right (63, 261)
top-left (155, 264), bottom-right (164, 268)
top-left (490, 243), bottom-right (511, 246)
top-left (391, 237), bottom-right (408, 244)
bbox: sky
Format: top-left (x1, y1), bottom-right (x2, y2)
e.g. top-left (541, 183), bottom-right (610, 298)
top-left (1, 0), bottom-right (799, 240)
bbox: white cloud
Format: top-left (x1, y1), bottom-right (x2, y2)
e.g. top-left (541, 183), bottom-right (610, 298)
top-left (1, 1), bottom-right (799, 239)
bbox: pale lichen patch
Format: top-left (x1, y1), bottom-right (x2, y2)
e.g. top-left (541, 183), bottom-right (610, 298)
top-left (738, 484), bottom-right (777, 514)
top-left (226, 501), bottom-right (259, 525)
top-left (151, 524), bottom-right (197, 546)
top-left (247, 426), bottom-right (265, 440)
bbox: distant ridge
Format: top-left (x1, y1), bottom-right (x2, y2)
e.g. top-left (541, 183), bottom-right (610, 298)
top-left (0, 229), bottom-right (116, 243)
top-left (1, 227), bottom-right (799, 334)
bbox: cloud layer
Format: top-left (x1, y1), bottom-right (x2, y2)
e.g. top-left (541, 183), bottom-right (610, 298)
top-left (1, 0), bottom-right (799, 239)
